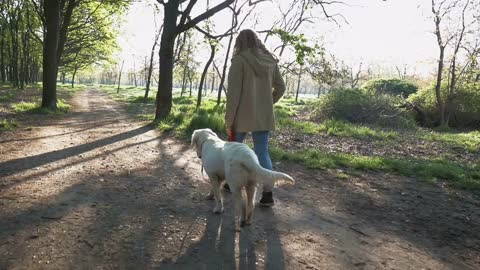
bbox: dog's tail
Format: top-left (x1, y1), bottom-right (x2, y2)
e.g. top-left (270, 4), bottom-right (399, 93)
top-left (241, 158), bottom-right (295, 187)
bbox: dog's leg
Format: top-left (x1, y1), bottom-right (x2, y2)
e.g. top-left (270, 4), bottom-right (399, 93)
top-left (245, 183), bottom-right (256, 225)
top-left (210, 176), bottom-right (224, 214)
top-left (232, 188), bottom-right (247, 228)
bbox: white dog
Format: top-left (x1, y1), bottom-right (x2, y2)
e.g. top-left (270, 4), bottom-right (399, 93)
top-left (191, 128), bottom-right (294, 228)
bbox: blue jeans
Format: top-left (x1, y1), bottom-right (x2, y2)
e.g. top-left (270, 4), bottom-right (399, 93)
top-left (235, 131), bottom-right (273, 192)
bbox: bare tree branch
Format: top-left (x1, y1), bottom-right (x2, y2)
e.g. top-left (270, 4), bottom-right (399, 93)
top-left (177, 0), bottom-right (235, 33)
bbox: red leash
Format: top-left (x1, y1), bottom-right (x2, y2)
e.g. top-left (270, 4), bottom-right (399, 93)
top-left (227, 130), bottom-right (236, 142)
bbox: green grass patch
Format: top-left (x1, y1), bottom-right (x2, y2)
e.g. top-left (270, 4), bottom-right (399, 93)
top-left (0, 119), bottom-right (20, 131)
top-left (422, 130), bottom-right (480, 152)
top-left (12, 99), bottom-right (71, 114)
top-left (270, 146), bottom-right (480, 190)
top-left (149, 96), bottom-right (226, 138)
top-left (335, 172), bottom-right (350, 180)
top-left (319, 119), bottom-right (398, 140)
top-left (101, 84), bottom-right (158, 103)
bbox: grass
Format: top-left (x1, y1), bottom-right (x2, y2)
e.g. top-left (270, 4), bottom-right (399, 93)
top-left (154, 97), bottom-right (226, 138)
top-left (270, 146), bottom-right (480, 190)
top-left (277, 110), bottom-right (397, 140)
top-left (422, 130), bottom-right (480, 152)
top-left (102, 86), bottom-right (398, 141)
top-left (0, 89), bottom-right (15, 102)
top-left (0, 119), bottom-right (19, 131)
top-left (318, 119), bottom-right (398, 140)
top-left (100, 84), bottom-right (159, 103)
top-left (101, 87), bottom-right (480, 191)
top-left (12, 99), bottom-right (71, 114)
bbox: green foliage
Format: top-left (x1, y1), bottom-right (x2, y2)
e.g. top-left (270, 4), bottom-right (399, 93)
top-left (361, 78), bottom-right (418, 97)
top-left (0, 119), bottom-right (19, 131)
top-left (408, 82), bottom-right (480, 127)
top-left (270, 28), bottom-right (320, 65)
top-left (312, 88), bottom-right (415, 128)
top-left (59, 0), bottom-right (128, 77)
top-left (270, 147), bottom-right (480, 190)
top-left (12, 99), bottom-right (71, 114)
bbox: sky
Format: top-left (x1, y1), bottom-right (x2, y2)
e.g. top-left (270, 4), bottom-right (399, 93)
top-left (117, 0), bottom-right (440, 77)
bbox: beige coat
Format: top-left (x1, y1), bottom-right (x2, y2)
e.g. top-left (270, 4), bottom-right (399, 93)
top-left (225, 49), bottom-right (286, 132)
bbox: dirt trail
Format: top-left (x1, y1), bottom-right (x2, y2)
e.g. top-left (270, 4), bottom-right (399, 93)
top-left (1, 88), bottom-right (479, 270)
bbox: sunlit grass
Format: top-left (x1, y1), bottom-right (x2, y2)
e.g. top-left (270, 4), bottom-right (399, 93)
top-left (99, 83), bottom-right (161, 102)
top-left (12, 99), bottom-right (71, 114)
top-left (270, 146), bottom-right (480, 190)
top-left (422, 130), bottom-right (480, 152)
top-left (319, 119), bottom-right (398, 140)
top-left (0, 119), bottom-right (20, 131)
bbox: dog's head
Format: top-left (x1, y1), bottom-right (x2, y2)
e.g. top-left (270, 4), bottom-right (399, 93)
top-left (191, 128), bottom-right (218, 158)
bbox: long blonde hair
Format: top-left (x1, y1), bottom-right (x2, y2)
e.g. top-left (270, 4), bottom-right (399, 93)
top-left (233, 29), bottom-right (273, 57)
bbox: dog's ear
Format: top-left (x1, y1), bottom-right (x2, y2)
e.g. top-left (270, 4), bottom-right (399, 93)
top-left (191, 130), bottom-right (199, 148)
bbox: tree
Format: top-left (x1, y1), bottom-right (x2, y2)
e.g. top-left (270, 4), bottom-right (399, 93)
top-left (196, 39), bottom-right (217, 108)
top-left (145, 24), bottom-right (162, 101)
top-left (431, 0), bottom-right (479, 126)
top-left (306, 50), bottom-right (336, 97)
top-left (41, 0), bottom-right (63, 109)
top-left (154, 0), bottom-right (237, 120)
top-left (0, 1), bottom-right (42, 87)
top-left (59, 1), bottom-right (122, 88)
top-left (32, 0), bottom-right (128, 109)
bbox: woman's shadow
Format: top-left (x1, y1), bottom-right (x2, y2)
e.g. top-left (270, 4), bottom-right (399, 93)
top-left (161, 200), bottom-right (285, 270)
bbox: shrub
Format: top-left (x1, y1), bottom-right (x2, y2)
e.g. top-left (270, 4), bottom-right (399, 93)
top-left (312, 88), bottom-right (415, 128)
top-left (408, 82), bottom-right (480, 128)
top-left (361, 78), bottom-right (418, 97)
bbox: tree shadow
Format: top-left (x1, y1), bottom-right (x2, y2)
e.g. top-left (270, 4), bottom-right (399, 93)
top-left (275, 164), bottom-right (480, 269)
top-left (0, 125), bottom-right (154, 178)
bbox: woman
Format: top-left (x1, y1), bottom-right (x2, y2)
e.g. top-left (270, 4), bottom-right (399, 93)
top-left (225, 29), bottom-right (286, 206)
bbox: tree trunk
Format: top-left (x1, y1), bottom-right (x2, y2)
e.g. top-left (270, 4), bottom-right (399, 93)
top-left (0, 26), bottom-right (5, 83)
top-left (295, 70), bottom-right (302, 103)
top-left (197, 43), bottom-right (216, 108)
top-left (62, 72), bottom-right (66, 84)
top-left (56, 0), bottom-right (76, 64)
top-left (117, 60), bottom-right (124, 93)
top-left (145, 27), bottom-right (161, 101)
top-left (434, 46), bottom-right (446, 126)
top-left (180, 60), bottom-right (189, 97)
top-left (21, 28), bottom-right (29, 88)
top-left (155, 3), bottom-right (178, 120)
top-left (203, 71), bottom-right (208, 97)
top-left (133, 60), bottom-right (137, 87)
top-left (72, 68), bottom-right (78, 88)
top-left (217, 32), bottom-right (234, 105)
top-left (42, 0), bottom-right (61, 109)
top-left (189, 76), bottom-right (193, 97)
top-left (10, 14), bottom-right (19, 88)
top-left (317, 85), bottom-right (322, 98)
top-left (210, 68), bottom-right (215, 93)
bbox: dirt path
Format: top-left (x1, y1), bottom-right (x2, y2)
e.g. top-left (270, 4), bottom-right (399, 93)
top-left (1, 88), bottom-right (479, 270)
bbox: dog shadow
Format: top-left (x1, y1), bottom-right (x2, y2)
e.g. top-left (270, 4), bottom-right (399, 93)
top-left (166, 193), bottom-right (286, 270)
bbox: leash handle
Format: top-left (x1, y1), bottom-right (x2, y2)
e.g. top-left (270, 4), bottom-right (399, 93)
top-left (228, 130), bottom-right (236, 142)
